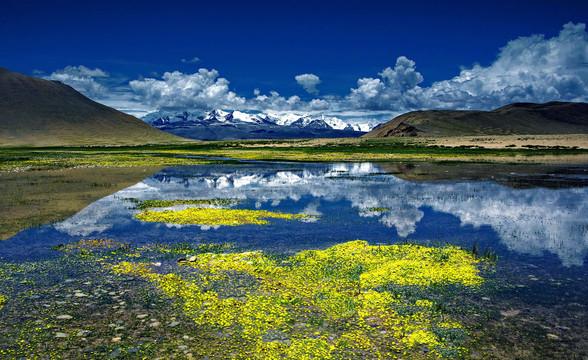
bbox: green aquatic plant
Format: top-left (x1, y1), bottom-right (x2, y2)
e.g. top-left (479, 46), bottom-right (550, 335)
top-left (368, 207), bottom-right (390, 212)
top-left (124, 198), bottom-right (241, 210)
top-left (51, 239), bottom-right (129, 257)
top-left (135, 207), bottom-right (311, 226)
top-left (112, 240), bottom-right (485, 359)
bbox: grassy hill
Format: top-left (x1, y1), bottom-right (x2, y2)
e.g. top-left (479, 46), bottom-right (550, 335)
top-left (363, 102), bottom-right (588, 138)
top-left (0, 67), bottom-right (191, 146)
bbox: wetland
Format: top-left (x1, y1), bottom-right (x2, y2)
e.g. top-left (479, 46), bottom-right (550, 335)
top-left (0, 145), bottom-right (587, 359)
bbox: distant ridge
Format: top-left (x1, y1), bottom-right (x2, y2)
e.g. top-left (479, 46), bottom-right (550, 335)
top-left (363, 102), bottom-right (588, 138)
top-left (0, 67), bottom-right (190, 147)
top-left (142, 109), bottom-right (375, 141)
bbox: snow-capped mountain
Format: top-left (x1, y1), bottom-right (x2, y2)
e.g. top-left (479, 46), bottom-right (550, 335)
top-left (142, 109), bottom-right (378, 141)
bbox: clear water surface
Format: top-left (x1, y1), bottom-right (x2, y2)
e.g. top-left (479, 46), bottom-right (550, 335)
top-left (1, 161), bottom-right (587, 357)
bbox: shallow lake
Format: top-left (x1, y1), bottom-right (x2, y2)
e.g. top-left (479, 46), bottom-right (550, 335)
top-left (1, 161), bottom-right (587, 358)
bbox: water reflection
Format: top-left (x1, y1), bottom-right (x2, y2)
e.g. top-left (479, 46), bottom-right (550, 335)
top-left (51, 162), bottom-right (588, 267)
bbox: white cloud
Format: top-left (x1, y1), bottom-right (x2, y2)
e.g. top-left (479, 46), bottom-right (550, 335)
top-left (46, 23), bottom-right (588, 121)
top-left (346, 22), bottom-right (588, 112)
top-left (295, 73), bottom-right (321, 94)
top-left (421, 22), bottom-right (588, 110)
top-left (181, 57), bottom-right (201, 64)
top-left (45, 65), bottom-right (110, 98)
top-left (309, 99), bottom-right (330, 110)
top-left (129, 69), bottom-right (246, 111)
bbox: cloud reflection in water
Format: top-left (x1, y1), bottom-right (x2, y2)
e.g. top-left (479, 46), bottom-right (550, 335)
top-left (54, 163), bottom-right (587, 266)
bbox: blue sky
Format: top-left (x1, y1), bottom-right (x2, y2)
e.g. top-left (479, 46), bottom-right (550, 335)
top-left (2, 0), bottom-right (588, 121)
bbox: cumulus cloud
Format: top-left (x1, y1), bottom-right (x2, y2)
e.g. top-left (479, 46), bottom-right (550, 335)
top-left (295, 73), bottom-right (321, 94)
top-left (181, 57), bottom-right (200, 64)
top-left (309, 99), bottom-right (330, 110)
top-left (421, 22), bottom-right (588, 110)
top-left (129, 69), bottom-right (246, 110)
top-left (45, 65), bottom-right (110, 98)
top-left (248, 90), bottom-right (304, 111)
top-left (346, 56), bottom-right (426, 111)
top-left (47, 22), bottom-right (588, 120)
top-left (346, 22), bottom-right (588, 112)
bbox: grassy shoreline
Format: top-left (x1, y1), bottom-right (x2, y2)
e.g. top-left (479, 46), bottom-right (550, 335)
top-left (1, 135), bottom-right (588, 173)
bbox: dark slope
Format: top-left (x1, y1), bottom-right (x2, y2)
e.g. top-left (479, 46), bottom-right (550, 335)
top-left (363, 102), bottom-right (588, 138)
top-left (0, 67), bottom-right (189, 146)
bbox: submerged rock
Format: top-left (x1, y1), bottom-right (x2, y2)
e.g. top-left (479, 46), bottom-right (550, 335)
top-left (500, 309), bottom-right (520, 317)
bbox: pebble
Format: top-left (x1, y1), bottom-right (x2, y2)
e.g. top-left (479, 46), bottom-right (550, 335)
top-left (555, 325), bottom-right (571, 331)
top-left (64, 279), bottom-right (75, 283)
top-left (500, 309), bottom-right (520, 317)
top-left (112, 337), bottom-right (122, 342)
top-left (481, 297), bottom-right (491, 301)
top-left (55, 332), bottom-right (68, 338)
top-left (77, 330), bottom-right (91, 336)
top-left (547, 334), bottom-right (560, 340)
top-left (115, 326), bottom-right (125, 331)
top-left (177, 345), bottom-right (188, 350)
top-left (137, 314), bottom-right (148, 319)
top-left (56, 315), bottom-right (73, 320)
top-left (108, 348), bottom-right (121, 358)
top-left (169, 321), bottom-right (180, 327)
top-left (149, 322), bottom-right (161, 328)
top-left (74, 293), bottom-right (88, 297)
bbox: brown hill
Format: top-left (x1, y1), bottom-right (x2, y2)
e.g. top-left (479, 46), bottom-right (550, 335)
top-left (363, 102), bottom-right (588, 138)
top-left (0, 67), bottom-right (190, 146)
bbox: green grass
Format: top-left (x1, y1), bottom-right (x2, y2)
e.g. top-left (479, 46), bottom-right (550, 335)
top-left (2, 137), bottom-right (586, 173)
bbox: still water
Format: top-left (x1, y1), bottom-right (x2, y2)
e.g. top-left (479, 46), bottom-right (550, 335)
top-left (1, 161), bottom-right (587, 357)
top-left (4, 162), bottom-right (587, 264)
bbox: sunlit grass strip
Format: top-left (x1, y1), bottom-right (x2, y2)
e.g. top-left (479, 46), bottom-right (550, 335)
top-left (0, 151), bottom-right (212, 173)
top-left (112, 240), bottom-right (485, 358)
top-left (135, 207), bottom-right (311, 226)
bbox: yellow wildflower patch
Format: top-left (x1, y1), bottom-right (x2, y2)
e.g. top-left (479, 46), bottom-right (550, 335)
top-left (135, 207), bottom-right (311, 226)
top-left (0, 294), bottom-right (5, 309)
top-left (111, 240), bottom-right (485, 359)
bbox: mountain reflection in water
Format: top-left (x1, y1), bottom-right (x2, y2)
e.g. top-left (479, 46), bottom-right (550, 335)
top-left (51, 162), bottom-right (587, 267)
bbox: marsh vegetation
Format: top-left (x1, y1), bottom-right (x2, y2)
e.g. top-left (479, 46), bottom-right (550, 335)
top-left (0, 149), bottom-right (586, 359)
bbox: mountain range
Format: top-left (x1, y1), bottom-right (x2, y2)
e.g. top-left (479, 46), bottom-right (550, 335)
top-left (0, 67), bottom-right (187, 147)
top-left (142, 110), bottom-right (377, 141)
top-left (364, 102), bottom-right (588, 138)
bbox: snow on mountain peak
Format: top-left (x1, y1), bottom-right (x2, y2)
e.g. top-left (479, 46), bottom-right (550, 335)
top-left (144, 109), bottom-right (378, 132)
